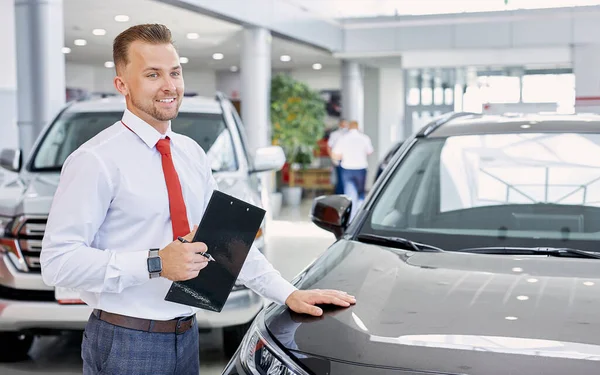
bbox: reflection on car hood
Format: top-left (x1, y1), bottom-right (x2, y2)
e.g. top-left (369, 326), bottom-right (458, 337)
top-left (265, 240), bottom-right (600, 375)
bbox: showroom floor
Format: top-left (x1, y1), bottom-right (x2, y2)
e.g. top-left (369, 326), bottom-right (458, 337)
top-left (0, 198), bottom-right (335, 375)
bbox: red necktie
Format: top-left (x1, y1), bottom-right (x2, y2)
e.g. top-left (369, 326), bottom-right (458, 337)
top-left (155, 137), bottom-right (190, 240)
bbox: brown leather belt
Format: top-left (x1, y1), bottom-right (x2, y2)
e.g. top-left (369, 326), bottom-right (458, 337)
top-left (93, 309), bottom-right (195, 334)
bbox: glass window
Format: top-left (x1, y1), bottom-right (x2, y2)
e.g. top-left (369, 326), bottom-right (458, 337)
top-left (453, 84), bottom-right (463, 112)
top-left (407, 88), bottom-right (420, 106)
top-left (32, 111), bottom-right (238, 172)
top-left (406, 70), bottom-right (421, 106)
top-left (411, 112), bottom-right (421, 133)
top-left (420, 111), bottom-right (433, 124)
top-left (478, 76), bottom-right (521, 104)
top-left (421, 87), bottom-right (433, 106)
top-left (175, 113), bottom-right (238, 172)
top-left (434, 87), bottom-right (444, 105)
top-left (364, 132), bottom-right (600, 251)
top-left (462, 85), bottom-right (483, 113)
top-left (421, 73), bottom-right (433, 106)
top-left (522, 73), bottom-right (575, 113)
top-left (228, 103), bottom-right (254, 167)
top-left (522, 74), bottom-right (558, 103)
top-left (439, 133), bottom-right (600, 210)
top-left (444, 88), bottom-right (454, 105)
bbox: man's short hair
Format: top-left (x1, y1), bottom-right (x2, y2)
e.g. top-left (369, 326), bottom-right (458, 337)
top-left (113, 24), bottom-right (174, 72)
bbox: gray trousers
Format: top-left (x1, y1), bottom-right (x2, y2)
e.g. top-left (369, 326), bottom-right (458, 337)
top-left (82, 312), bottom-right (199, 375)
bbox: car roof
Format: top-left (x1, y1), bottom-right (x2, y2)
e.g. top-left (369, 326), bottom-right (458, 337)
top-left (64, 95), bottom-right (223, 114)
top-left (423, 112), bottom-right (600, 138)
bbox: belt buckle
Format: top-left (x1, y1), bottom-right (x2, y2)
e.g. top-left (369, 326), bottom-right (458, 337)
top-left (175, 316), bottom-right (190, 334)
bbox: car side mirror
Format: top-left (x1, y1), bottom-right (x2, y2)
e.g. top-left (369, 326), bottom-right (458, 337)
top-left (0, 149), bottom-right (22, 172)
top-left (310, 195), bottom-right (352, 239)
top-left (251, 146), bottom-right (285, 173)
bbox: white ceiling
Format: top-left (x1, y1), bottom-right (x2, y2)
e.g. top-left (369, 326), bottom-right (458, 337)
top-left (63, 0), bottom-right (339, 71)
top-left (62, 0), bottom-right (600, 73)
top-left (285, 0), bottom-right (600, 18)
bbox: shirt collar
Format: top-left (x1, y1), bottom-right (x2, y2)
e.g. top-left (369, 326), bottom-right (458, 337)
top-left (121, 108), bottom-right (174, 149)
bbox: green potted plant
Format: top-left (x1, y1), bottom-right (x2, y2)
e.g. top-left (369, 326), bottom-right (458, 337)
top-left (271, 73), bottom-right (326, 206)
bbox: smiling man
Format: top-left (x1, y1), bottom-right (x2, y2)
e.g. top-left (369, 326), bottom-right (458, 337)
top-left (40, 24), bottom-right (355, 375)
top-left (112, 28), bottom-right (184, 133)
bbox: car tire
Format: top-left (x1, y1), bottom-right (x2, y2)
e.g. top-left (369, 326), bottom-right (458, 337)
top-left (223, 321), bottom-right (252, 358)
top-left (0, 332), bottom-right (34, 362)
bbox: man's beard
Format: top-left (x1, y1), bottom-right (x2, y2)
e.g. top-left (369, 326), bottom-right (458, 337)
top-left (131, 93), bottom-right (181, 122)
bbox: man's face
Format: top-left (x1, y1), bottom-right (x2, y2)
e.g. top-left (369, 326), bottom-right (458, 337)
top-left (117, 41), bottom-right (184, 126)
top-left (340, 120), bottom-right (349, 129)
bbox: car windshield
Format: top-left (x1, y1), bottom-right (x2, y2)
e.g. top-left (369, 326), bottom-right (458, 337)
top-left (31, 111), bottom-right (238, 172)
top-left (362, 132), bottom-right (600, 252)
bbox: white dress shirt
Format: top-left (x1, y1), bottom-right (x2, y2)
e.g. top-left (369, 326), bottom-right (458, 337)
top-left (40, 109), bottom-right (297, 321)
top-left (332, 129), bottom-right (374, 170)
top-left (327, 128), bottom-right (347, 149)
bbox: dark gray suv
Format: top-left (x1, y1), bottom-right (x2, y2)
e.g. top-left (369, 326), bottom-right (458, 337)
top-left (222, 112), bottom-right (600, 375)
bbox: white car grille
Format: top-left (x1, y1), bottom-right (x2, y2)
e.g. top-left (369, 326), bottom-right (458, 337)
top-left (12, 217), bottom-right (46, 273)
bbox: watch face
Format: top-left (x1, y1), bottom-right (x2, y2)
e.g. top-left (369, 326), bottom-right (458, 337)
top-left (147, 257), bottom-right (162, 273)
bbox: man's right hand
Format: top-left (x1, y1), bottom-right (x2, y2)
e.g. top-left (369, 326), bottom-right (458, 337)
top-left (158, 226), bottom-right (209, 281)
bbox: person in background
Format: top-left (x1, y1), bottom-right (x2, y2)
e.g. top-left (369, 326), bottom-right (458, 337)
top-left (332, 120), bottom-right (374, 220)
top-left (327, 118), bottom-right (349, 194)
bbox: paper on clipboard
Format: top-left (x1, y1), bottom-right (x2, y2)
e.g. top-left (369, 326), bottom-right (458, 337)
top-left (164, 190), bottom-right (265, 312)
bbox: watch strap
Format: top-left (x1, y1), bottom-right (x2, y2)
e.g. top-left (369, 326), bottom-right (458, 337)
top-left (148, 248), bottom-right (161, 279)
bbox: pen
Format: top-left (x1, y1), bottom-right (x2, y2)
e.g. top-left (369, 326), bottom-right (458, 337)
top-left (177, 236), bottom-right (215, 262)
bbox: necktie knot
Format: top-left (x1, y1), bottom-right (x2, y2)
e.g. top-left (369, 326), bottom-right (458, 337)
top-left (156, 138), bottom-right (171, 156)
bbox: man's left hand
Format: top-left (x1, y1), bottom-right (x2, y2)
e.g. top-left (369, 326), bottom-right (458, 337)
top-left (285, 289), bottom-right (356, 317)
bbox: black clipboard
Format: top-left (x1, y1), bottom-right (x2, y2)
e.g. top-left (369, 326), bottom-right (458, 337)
top-left (164, 190), bottom-right (265, 312)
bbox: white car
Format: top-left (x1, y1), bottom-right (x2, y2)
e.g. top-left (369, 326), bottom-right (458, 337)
top-left (0, 93), bottom-right (285, 361)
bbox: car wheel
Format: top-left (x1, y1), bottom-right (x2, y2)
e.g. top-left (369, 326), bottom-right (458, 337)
top-left (0, 332), bottom-right (34, 362)
top-left (223, 321), bottom-right (252, 358)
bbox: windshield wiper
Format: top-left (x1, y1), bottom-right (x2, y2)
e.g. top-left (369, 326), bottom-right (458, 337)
top-left (456, 246), bottom-right (600, 259)
top-left (356, 234), bottom-right (443, 252)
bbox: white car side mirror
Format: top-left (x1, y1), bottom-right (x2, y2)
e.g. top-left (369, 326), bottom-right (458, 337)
top-left (0, 149), bottom-right (22, 173)
top-left (251, 146), bottom-right (285, 173)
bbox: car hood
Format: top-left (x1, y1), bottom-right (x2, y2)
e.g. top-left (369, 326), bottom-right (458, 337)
top-left (0, 172), bottom-right (60, 217)
top-left (0, 171), bottom-right (258, 217)
top-left (265, 240), bottom-right (600, 375)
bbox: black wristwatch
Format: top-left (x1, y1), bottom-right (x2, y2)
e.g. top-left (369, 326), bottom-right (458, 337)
top-left (147, 248), bottom-right (162, 279)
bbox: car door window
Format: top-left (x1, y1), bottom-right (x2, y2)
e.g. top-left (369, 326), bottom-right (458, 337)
top-left (371, 140), bottom-right (443, 228)
top-left (171, 113), bottom-right (238, 172)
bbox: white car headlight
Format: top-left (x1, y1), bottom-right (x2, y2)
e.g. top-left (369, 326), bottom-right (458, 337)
top-left (240, 310), bottom-right (307, 375)
top-left (0, 216), bottom-right (13, 238)
top-left (0, 216), bottom-right (28, 272)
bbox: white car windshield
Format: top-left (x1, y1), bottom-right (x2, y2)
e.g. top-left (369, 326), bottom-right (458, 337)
top-left (31, 111), bottom-right (238, 172)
